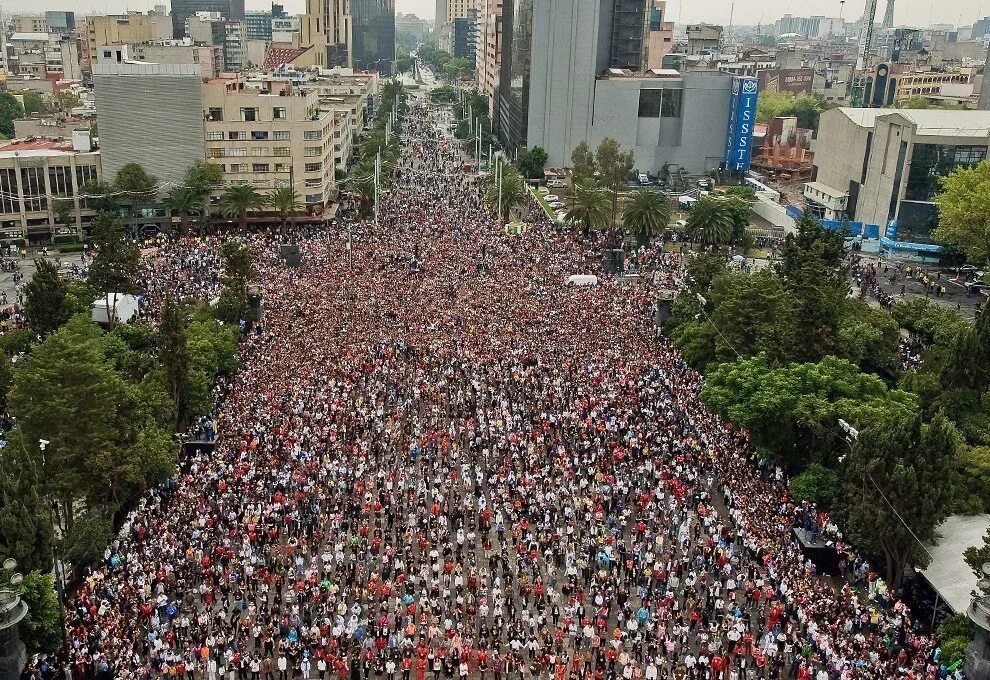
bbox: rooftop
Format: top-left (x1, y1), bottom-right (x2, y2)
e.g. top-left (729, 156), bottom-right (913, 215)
top-left (836, 107), bottom-right (990, 137)
top-left (0, 137), bottom-right (93, 157)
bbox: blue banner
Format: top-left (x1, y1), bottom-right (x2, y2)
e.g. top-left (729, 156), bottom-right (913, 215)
top-left (879, 237), bottom-right (942, 253)
top-left (785, 204), bottom-right (804, 220)
top-left (885, 220), bottom-right (898, 239)
top-left (724, 77), bottom-right (759, 172)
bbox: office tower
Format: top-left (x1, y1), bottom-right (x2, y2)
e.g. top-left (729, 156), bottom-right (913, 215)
top-left (299, 0), bottom-right (351, 68)
top-left (92, 62), bottom-right (205, 186)
top-left (45, 11), bottom-right (76, 36)
top-left (246, 10), bottom-right (273, 41)
top-left (351, 0), bottom-right (395, 73)
top-left (171, 0), bottom-right (245, 38)
top-left (882, 0), bottom-right (895, 29)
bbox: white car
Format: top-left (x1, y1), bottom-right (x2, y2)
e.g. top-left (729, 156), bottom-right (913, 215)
top-left (538, 187), bottom-right (550, 194)
top-left (549, 201), bottom-right (564, 209)
top-left (544, 194), bottom-right (559, 202)
top-left (548, 179), bottom-right (566, 189)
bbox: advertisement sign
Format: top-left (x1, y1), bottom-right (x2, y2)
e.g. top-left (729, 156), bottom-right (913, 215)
top-left (724, 77), bottom-right (759, 172)
top-left (757, 68), bottom-right (814, 95)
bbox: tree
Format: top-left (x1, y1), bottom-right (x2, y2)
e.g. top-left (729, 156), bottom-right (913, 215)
top-left (964, 526), bottom-right (990, 578)
top-left (788, 462), bottom-right (840, 508)
top-left (517, 147), bottom-right (549, 180)
top-left (166, 186), bottom-right (203, 236)
top-left (185, 160), bottom-right (223, 220)
top-left (215, 241), bottom-right (256, 324)
top-left (87, 213), bottom-right (140, 327)
top-left (23, 259), bottom-right (71, 337)
top-left (0, 434), bottom-right (54, 573)
top-left (564, 181), bottom-right (611, 237)
top-left (79, 180), bottom-right (120, 215)
top-left (52, 198), bottom-right (74, 234)
top-left (686, 198), bottom-right (734, 245)
top-left (484, 164), bottom-right (527, 221)
top-left (220, 184), bottom-right (267, 231)
top-left (756, 91), bottom-right (830, 130)
top-left (114, 163), bottom-right (159, 216)
top-left (934, 161), bottom-right (990, 266)
top-left (0, 92), bottom-right (24, 137)
top-left (702, 355), bottom-right (919, 471)
top-left (595, 138), bottom-right (635, 228)
top-left (159, 296), bottom-right (190, 429)
top-left (623, 190), bottom-right (672, 246)
top-left (269, 186), bottom-right (302, 232)
top-left (14, 90), bottom-right (46, 115)
top-left (53, 89), bottom-right (82, 111)
top-left (16, 571), bottom-right (61, 654)
top-left (843, 412), bottom-right (957, 588)
top-left (571, 142), bottom-right (597, 184)
top-left (443, 57), bottom-right (472, 82)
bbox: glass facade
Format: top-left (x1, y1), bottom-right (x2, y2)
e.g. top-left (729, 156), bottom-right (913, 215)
top-left (351, 0), bottom-right (395, 74)
top-left (904, 143), bottom-right (987, 202)
top-left (497, 0), bottom-right (533, 157)
top-left (637, 88), bottom-right (682, 118)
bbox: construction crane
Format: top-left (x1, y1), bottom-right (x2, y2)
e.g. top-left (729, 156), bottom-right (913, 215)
top-left (851, 0), bottom-right (879, 107)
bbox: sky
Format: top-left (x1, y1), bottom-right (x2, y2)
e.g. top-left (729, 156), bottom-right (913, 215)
top-left (4, 0), bottom-right (989, 28)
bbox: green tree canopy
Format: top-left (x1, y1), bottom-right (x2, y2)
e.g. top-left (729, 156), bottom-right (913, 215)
top-left (220, 184), bottom-right (267, 231)
top-left (517, 147), bottom-right (549, 180)
top-left (933, 161), bottom-right (990, 266)
top-left (23, 259), bottom-right (71, 337)
top-left (484, 163), bottom-right (527, 221)
top-left (570, 141), bottom-right (597, 184)
top-left (686, 198), bottom-right (735, 245)
top-left (0, 92), bottom-right (24, 137)
top-left (595, 138), bottom-right (635, 228)
top-left (623, 190), bottom-right (672, 246)
top-left (564, 181), bottom-right (611, 237)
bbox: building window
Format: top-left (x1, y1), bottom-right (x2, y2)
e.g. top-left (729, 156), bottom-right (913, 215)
top-left (303, 130), bottom-right (322, 140)
top-left (637, 89), bottom-right (662, 118)
top-left (208, 148), bottom-right (224, 158)
top-left (207, 108), bottom-right (223, 121)
top-left (274, 163), bottom-right (289, 172)
top-left (206, 131), bottom-right (223, 141)
top-left (229, 148), bottom-right (247, 157)
top-left (252, 164), bottom-right (270, 172)
top-left (304, 162), bottom-right (322, 172)
top-left (274, 130), bottom-right (290, 140)
top-left (241, 107), bottom-right (258, 122)
top-left (304, 147), bottom-right (321, 157)
top-left (305, 192), bottom-right (323, 203)
top-left (251, 147), bottom-right (269, 157)
top-left (661, 89), bottom-right (682, 117)
top-left (274, 107), bottom-right (286, 119)
top-left (251, 131), bottom-right (269, 140)
top-left (273, 147), bottom-right (290, 157)
top-left (229, 164), bottom-right (247, 172)
top-left (275, 179), bottom-right (291, 188)
top-left (305, 178), bottom-right (321, 188)
top-left (229, 131), bottom-right (247, 141)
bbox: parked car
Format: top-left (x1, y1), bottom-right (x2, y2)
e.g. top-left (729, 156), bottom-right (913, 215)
top-left (697, 178), bottom-right (713, 190)
top-left (544, 194), bottom-right (559, 202)
top-left (637, 173), bottom-right (650, 185)
top-left (548, 179), bottom-right (566, 189)
top-left (549, 201), bottom-right (565, 209)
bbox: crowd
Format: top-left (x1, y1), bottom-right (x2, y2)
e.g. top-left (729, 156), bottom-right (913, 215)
top-left (57, 97), bottom-right (958, 680)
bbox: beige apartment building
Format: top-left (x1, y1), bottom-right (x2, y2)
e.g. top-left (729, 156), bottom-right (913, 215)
top-left (0, 132), bottom-right (101, 242)
top-left (86, 13), bottom-right (158, 63)
top-left (298, 0), bottom-right (351, 68)
top-left (11, 16), bottom-right (50, 33)
top-left (894, 70), bottom-right (974, 102)
top-left (475, 0), bottom-right (501, 114)
top-left (436, 0), bottom-right (478, 52)
top-left (203, 76), bottom-right (337, 211)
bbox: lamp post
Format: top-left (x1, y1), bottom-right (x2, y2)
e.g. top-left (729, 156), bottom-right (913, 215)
top-left (0, 559), bottom-right (28, 680)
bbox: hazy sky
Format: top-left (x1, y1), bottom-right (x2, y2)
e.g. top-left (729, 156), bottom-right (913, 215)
top-left (5, 0), bottom-right (989, 28)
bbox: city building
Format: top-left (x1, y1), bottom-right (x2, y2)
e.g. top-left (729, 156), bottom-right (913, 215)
top-left (171, 0), bottom-right (245, 38)
top-left (894, 69), bottom-right (974, 102)
top-left (44, 11), bottom-right (76, 36)
top-left (0, 132), bottom-right (101, 242)
top-left (685, 24), bottom-right (722, 56)
top-left (350, 0), bottom-right (395, 73)
top-left (10, 16), bottom-right (49, 34)
top-left (298, 0), bottom-right (351, 68)
top-left (14, 113), bottom-right (96, 140)
top-left (86, 13), bottom-right (158, 64)
top-left (92, 62), bottom-right (205, 186)
top-left (271, 15), bottom-right (301, 43)
top-left (395, 12), bottom-right (431, 42)
top-left (646, 0), bottom-right (674, 70)
top-left (981, 45), bottom-right (990, 110)
top-left (202, 76), bottom-right (337, 210)
top-left (810, 107), bottom-right (990, 241)
top-left (436, 0), bottom-right (479, 53)
top-left (246, 10), bottom-right (273, 41)
top-left (96, 41), bottom-right (222, 80)
top-left (497, 0), bottom-right (739, 176)
top-left (453, 11), bottom-right (477, 68)
top-left (5, 32), bottom-right (82, 81)
top-left (475, 0), bottom-right (502, 113)
top-left (187, 13), bottom-right (247, 71)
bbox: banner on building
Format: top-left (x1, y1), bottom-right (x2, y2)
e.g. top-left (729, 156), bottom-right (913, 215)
top-left (724, 77), bottom-right (759, 173)
top-left (757, 68), bottom-right (814, 95)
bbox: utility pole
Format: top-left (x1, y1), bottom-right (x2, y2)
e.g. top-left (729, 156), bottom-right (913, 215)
top-left (374, 151), bottom-right (381, 229)
top-left (496, 154), bottom-right (503, 225)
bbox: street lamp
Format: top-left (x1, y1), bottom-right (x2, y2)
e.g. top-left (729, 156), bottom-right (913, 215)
top-left (0, 558), bottom-right (28, 680)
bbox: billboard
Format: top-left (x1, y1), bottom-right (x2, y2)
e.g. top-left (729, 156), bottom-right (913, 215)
top-left (757, 68), bottom-right (814, 95)
top-left (724, 76), bottom-right (759, 173)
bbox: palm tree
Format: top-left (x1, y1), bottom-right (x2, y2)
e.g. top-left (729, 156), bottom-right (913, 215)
top-left (185, 160), bottom-right (223, 220)
top-left (686, 197), bottom-right (735, 246)
top-left (484, 165), bottom-right (527, 221)
top-left (565, 181), bottom-right (611, 237)
top-left (219, 184), bottom-right (267, 232)
top-left (269, 186), bottom-right (302, 233)
top-left (623, 190), bottom-right (673, 247)
top-left (166, 186), bottom-right (203, 236)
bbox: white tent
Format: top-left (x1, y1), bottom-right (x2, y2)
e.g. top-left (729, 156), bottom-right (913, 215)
top-left (567, 275), bottom-right (599, 287)
top-left (92, 293), bottom-right (140, 325)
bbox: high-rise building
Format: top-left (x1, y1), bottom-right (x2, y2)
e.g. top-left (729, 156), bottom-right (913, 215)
top-left (92, 62), bottom-right (205, 186)
top-left (436, 0), bottom-right (479, 52)
top-left (170, 0), bottom-right (245, 38)
top-left (246, 10), bottom-right (273, 41)
top-left (299, 0), bottom-right (351, 68)
top-left (475, 0), bottom-right (502, 113)
top-left (646, 0), bottom-right (674, 70)
top-left (44, 11), bottom-right (76, 36)
top-left (453, 10), bottom-right (478, 68)
top-left (497, 0), bottom-right (737, 174)
top-left (11, 15), bottom-right (49, 33)
top-left (351, 0), bottom-right (395, 73)
top-left (882, 0), bottom-right (895, 29)
top-left (86, 13), bottom-right (158, 64)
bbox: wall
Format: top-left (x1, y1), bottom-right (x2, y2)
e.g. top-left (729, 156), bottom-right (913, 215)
top-left (811, 109), bottom-right (874, 217)
top-left (92, 63), bottom-right (205, 186)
